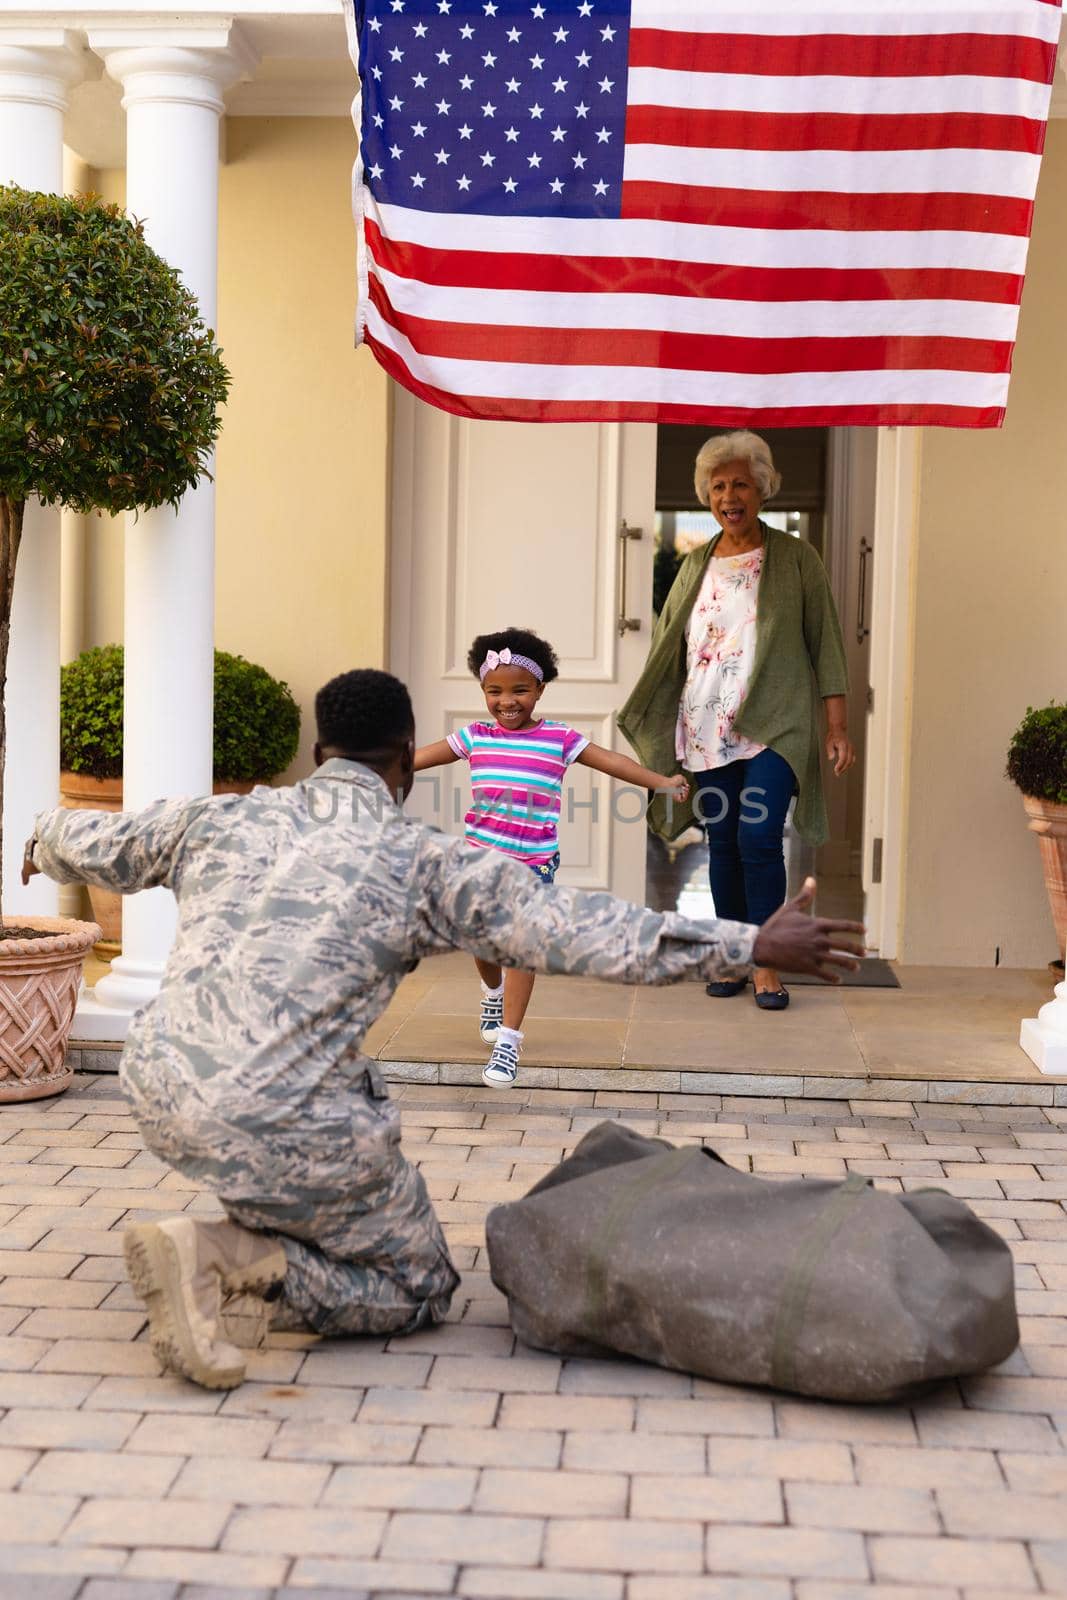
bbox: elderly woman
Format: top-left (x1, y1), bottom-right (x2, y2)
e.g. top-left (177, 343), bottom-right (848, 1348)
top-left (619, 431), bottom-right (853, 1011)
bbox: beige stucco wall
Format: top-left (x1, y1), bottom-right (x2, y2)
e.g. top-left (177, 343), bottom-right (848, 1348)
top-left (216, 118), bottom-right (389, 779)
top-left (76, 118), bottom-right (390, 781)
top-left (899, 121), bottom-right (1067, 968)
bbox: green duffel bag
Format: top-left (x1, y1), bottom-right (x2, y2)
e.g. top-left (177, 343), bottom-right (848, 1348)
top-left (485, 1121), bottom-right (1018, 1403)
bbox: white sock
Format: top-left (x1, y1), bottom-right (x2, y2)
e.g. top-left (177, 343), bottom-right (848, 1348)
top-left (497, 1026), bottom-right (523, 1049)
top-left (480, 979), bottom-right (504, 998)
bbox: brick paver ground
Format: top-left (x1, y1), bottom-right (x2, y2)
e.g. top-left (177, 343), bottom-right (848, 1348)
top-left (0, 1072), bottom-right (1065, 1599)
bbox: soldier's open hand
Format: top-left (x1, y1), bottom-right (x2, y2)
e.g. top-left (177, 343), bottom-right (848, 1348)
top-left (752, 877), bottom-right (866, 983)
top-left (21, 836), bottom-right (40, 888)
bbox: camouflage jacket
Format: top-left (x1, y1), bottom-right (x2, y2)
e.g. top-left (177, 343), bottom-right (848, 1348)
top-left (33, 760), bottom-right (756, 1112)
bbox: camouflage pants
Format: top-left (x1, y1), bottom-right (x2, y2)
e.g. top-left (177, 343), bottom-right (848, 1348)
top-left (124, 1058), bottom-right (459, 1337)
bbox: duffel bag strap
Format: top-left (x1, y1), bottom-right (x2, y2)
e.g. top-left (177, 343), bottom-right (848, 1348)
top-left (584, 1147), bottom-right (703, 1326)
top-left (770, 1170), bottom-right (873, 1393)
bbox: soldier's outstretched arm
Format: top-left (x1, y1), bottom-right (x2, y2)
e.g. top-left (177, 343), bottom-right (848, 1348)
top-left (26, 798), bottom-right (203, 895)
top-left (416, 837), bottom-right (756, 987)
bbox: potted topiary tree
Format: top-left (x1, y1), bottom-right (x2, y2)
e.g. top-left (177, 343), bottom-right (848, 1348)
top-left (0, 187), bottom-right (229, 1099)
top-left (59, 645), bottom-right (300, 949)
top-left (1006, 701), bottom-right (1067, 965)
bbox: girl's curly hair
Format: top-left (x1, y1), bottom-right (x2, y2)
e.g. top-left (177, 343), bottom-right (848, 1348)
top-left (467, 628), bottom-right (559, 684)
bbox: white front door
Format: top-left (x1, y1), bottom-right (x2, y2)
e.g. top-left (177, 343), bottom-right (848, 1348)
top-left (862, 428), bottom-right (921, 959)
top-left (389, 388), bottom-right (656, 902)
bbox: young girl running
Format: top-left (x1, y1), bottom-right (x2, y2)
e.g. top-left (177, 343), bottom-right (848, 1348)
top-left (415, 628), bottom-right (689, 1087)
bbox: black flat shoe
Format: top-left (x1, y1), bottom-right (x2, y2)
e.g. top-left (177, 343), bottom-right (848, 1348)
top-left (705, 978), bottom-right (748, 998)
top-left (753, 986), bottom-right (790, 1011)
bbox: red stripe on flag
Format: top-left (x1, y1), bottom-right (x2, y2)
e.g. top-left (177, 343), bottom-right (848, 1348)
top-left (621, 181), bottom-right (1034, 236)
top-left (625, 105), bottom-right (1046, 155)
top-left (364, 329), bottom-right (1004, 428)
top-left (367, 275), bottom-right (1011, 375)
top-left (364, 219), bottom-right (1023, 306)
top-left (628, 29), bottom-right (1058, 84)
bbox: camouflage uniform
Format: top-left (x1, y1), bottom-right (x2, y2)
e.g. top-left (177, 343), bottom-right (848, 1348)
top-left (32, 759), bottom-right (756, 1334)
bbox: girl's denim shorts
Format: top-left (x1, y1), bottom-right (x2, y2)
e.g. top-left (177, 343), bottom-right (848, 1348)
top-left (528, 852), bottom-right (560, 886)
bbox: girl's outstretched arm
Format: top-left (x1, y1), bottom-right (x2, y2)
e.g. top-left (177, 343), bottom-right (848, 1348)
top-left (414, 740), bottom-right (461, 772)
top-left (576, 742), bottom-right (689, 803)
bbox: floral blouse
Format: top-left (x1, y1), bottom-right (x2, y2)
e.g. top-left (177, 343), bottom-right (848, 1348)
top-left (676, 546), bottom-right (767, 771)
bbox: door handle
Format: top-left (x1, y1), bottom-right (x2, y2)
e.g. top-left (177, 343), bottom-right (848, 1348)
top-left (856, 536), bottom-right (873, 644)
top-left (617, 520), bottom-right (643, 637)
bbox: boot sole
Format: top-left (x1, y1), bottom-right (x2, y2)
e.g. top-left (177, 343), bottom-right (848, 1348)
top-left (124, 1224), bottom-right (246, 1390)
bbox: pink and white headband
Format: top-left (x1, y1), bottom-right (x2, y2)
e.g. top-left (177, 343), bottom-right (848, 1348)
top-left (479, 647), bottom-right (544, 683)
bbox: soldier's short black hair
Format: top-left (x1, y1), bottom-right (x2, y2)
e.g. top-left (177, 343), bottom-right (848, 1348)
top-left (315, 670), bottom-right (414, 755)
top-left (467, 628), bottom-right (559, 685)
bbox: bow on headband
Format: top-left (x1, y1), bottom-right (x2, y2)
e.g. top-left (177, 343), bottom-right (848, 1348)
top-left (478, 647), bottom-right (545, 683)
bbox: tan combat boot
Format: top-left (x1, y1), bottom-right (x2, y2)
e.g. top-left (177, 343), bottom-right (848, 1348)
top-left (124, 1217), bottom-right (288, 1390)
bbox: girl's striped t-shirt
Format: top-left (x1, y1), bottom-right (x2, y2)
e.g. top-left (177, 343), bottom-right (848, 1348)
top-left (446, 719), bottom-right (589, 865)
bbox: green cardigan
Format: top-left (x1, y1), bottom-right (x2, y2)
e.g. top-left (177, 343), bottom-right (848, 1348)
top-left (617, 525), bottom-right (849, 845)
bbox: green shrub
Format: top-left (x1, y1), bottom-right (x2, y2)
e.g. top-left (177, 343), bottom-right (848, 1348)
top-left (59, 645), bottom-right (124, 780)
top-left (212, 650), bottom-right (301, 782)
top-left (1006, 703), bottom-right (1067, 805)
top-left (61, 646), bottom-right (300, 783)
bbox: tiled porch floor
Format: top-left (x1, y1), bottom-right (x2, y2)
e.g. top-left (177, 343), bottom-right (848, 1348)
top-left (77, 954), bottom-right (1064, 1100)
top-left (0, 1072), bottom-right (1065, 1597)
top-left (360, 953), bottom-right (1062, 1093)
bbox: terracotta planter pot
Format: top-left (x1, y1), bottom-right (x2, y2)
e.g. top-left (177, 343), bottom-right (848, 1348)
top-left (1023, 795), bottom-right (1067, 952)
top-left (59, 773), bottom-right (123, 953)
top-left (0, 916), bottom-right (102, 1101)
top-left (59, 773), bottom-right (123, 810)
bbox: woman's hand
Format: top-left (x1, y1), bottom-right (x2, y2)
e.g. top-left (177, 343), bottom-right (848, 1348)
top-left (822, 695), bottom-right (854, 776)
top-left (825, 730), bottom-right (855, 776)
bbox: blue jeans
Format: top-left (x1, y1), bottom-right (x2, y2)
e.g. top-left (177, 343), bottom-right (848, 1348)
top-left (693, 749), bottom-right (796, 928)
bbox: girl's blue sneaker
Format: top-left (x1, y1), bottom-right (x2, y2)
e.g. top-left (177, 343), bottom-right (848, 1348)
top-left (483, 1035), bottom-right (520, 1087)
top-left (479, 990), bottom-right (504, 1043)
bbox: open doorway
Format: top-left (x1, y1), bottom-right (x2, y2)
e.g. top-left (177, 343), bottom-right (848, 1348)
top-left (645, 425), bottom-right (875, 926)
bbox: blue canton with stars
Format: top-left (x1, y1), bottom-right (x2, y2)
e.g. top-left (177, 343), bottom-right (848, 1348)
top-left (356, 0), bottom-right (631, 218)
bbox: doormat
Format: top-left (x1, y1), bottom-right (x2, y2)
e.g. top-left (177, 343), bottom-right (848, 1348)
top-left (783, 957), bottom-right (900, 988)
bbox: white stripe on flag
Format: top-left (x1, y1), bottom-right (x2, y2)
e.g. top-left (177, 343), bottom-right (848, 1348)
top-left (623, 143), bottom-right (1041, 199)
top-left (369, 259), bottom-right (1020, 342)
top-left (629, 0), bottom-right (1062, 42)
top-left (365, 301), bottom-right (1011, 410)
top-left (626, 66), bottom-right (1054, 121)
top-left (370, 199), bottom-right (1033, 276)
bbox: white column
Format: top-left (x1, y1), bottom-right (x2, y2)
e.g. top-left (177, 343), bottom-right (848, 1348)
top-left (1021, 955), bottom-right (1067, 1077)
top-left (0, 32), bottom-right (85, 917)
top-left (60, 153), bottom-right (90, 668)
top-left (79, 28), bottom-right (254, 1035)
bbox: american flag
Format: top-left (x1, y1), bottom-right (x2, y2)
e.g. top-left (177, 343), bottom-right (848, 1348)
top-left (348, 0), bottom-right (1062, 427)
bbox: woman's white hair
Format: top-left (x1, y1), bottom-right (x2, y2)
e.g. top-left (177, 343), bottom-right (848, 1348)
top-left (693, 430), bottom-right (781, 507)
